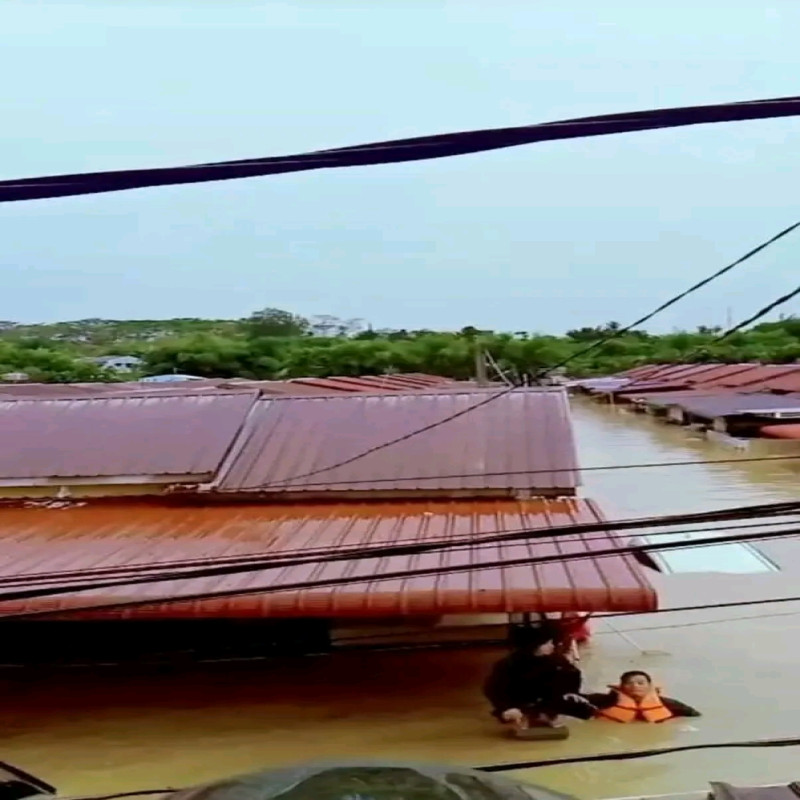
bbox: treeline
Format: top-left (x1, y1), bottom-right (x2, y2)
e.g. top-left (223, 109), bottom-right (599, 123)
top-left (2, 309), bottom-right (800, 384)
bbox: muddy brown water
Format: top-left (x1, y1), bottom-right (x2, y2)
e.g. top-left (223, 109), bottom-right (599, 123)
top-left (4, 401), bottom-right (800, 799)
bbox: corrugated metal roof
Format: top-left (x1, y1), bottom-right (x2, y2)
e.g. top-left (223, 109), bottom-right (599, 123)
top-left (674, 392), bottom-right (800, 419)
top-left (690, 364), bottom-right (766, 386)
top-left (712, 365), bottom-right (800, 389)
top-left (0, 498), bottom-right (656, 619)
top-left (747, 371), bottom-right (800, 394)
top-left (631, 389), bottom-right (736, 408)
top-left (0, 393), bottom-right (256, 481)
top-left (0, 374), bottom-right (458, 400)
top-left (216, 388), bottom-right (579, 496)
top-left (613, 380), bottom-right (693, 395)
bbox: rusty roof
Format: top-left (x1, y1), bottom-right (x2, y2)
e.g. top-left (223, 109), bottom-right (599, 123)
top-left (0, 498), bottom-right (656, 619)
top-left (215, 388), bottom-right (579, 497)
top-left (0, 393), bottom-right (256, 482)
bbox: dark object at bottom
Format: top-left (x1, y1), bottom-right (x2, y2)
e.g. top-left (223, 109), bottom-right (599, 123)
top-left (167, 760), bottom-right (581, 800)
top-left (0, 762), bottom-right (55, 800)
top-left (710, 783), bottom-right (800, 800)
top-left (512, 726), bottom-right (571, 741)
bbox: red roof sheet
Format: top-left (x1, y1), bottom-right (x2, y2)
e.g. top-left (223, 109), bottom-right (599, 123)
top-left (711, 365), bottom-right (800, 389)
top-left (0, 374), bottom-right (458, 400)
top-left (747, 371), bottom-right (800, 394)
top-left (689, 364), bottom-right (764, 387)
top-left (0, 498), bottom-right (656, 619)
top-left (216, 388), bottom-right (579, 496)
top-left (0, 393), bottom-right (256, 482)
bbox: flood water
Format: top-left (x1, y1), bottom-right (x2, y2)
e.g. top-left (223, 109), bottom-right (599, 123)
top-left (5, 400), bottom-right (800, 800)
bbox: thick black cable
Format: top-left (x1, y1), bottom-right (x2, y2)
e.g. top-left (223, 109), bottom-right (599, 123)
top-left (714, 284), bottom-right (800, 340)
top-left (3, 515), bottom-right (797, 591)
top-left (476, 736), bottom-right (800, 772)
top-left (257, 220), bottom-right (800, 488)
top-left (333, 606), bottom-right (800, 646)
top-left (2, 499), bottom-right (798, 591)
top-left (30, 736), bottom-right (800, 799)
top-left (4, 95), bottom-right (800, 203)
top-left (3, 520), bottom-right (800, 620)
top-left (22, 736), bottom-right (800, 800)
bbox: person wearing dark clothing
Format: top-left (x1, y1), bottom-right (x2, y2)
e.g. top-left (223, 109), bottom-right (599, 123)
top-left (583, 670), bottom-right (701, 723)
top-left (483, 622), bottom-right (595, 731)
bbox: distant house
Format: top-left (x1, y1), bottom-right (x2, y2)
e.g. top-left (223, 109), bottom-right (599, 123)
top-left (138, 373), bottom-right (205, 383)
top-left (92, 355), bottom-right (144, 373)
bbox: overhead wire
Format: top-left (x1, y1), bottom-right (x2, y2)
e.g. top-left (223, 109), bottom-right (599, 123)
top-left (25, 735), bottom-right (800, 798)
top-left (2, 497), bottom-right (799, 587)
top-left (3, 516), bottom-right (800, 620)
top-left (4, 95), bottom-right (800, 203)
top-left (333, 603), bottom-right (800, 645)
top-left (255, 451), bottom-right (800, 490)
top-left (257, 217), bottom-right (800, 489)
top-left (2, 514), bottom-right (798, 591)
top-left (475, 736), bottom-right (800, 772)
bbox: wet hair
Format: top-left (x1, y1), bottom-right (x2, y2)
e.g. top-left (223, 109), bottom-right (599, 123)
top-left (620, 670), bottom-right (652, 684)
top-left (508, 621), bottom-right (560, 651)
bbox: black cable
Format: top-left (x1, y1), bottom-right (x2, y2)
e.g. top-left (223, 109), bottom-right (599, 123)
top-left (24, 736), bottom-right (800, 800)
top-left (3, 519), bottom-right (800, 620)
top-left (332, 604), bottom-right (800, 645)
top-left (31, 737), bottom-right (800, 800)
top-left (3, 514), bottom-right (797, 591)
top-left (475, 736), bottom-right (800, 772)
top-left (4, 95), bottom-right (800, 203)
top-left (714, 284), bottom-right (800, 339)
top-left (1, 498), bottom-right (798, 592)
top-left (259, 452), bottom-right (800, 490)
top-left (256, 220), bottom-right (800, 489)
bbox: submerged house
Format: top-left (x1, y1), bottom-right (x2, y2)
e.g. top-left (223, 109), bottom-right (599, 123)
top-left (0, 384), bottom-right (657, 663)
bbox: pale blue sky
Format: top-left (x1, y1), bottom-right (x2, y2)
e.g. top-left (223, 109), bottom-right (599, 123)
top-left (3, 1), bottom-right (800, 332)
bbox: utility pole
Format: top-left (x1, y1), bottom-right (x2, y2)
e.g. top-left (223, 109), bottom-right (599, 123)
top-left (474, 347), bottom-right (489, 385)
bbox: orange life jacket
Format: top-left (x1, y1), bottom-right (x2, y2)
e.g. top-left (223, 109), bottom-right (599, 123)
top-left (595, 685), bottom-right (673, 723)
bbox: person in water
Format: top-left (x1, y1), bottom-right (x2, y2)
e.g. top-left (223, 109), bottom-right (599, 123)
top-left (583, 670), bottom-right (700, 723)
top-left (483, 621), bottom-right (595, 731)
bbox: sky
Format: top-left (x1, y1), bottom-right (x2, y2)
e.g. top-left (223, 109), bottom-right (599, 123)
top-left (3, 0), bottom-right (800, 334)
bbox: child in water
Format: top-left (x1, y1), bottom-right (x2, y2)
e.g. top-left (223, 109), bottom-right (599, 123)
top-left (583, 670), bottom-right (700, 723)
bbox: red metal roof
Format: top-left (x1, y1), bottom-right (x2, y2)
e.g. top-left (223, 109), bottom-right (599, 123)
top-left (710, 365), bottom-right (800, 389)
top-left (216, 388), bottom-right (579, 496)
top-left (0, 393), bottom-right (256, 482)
top-left (0, 374), bottom-right (458, 400)
top-left (746, 370), bottom-right (800, 394)
top-left (0, 498), bottom-right (656, 619)
top-left (689, 364), bottom-right (764, 387)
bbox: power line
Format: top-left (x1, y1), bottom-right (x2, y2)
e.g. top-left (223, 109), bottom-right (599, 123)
top-left (32, 735), bottom-right (800, 800)
top-left (475, 736), bottom-right (800, 772)
top-left (3, 518), bottom-right (800, 620)
top-left (259, 220), bottom-right (800, 489)
top-left (714, 284), bottom-right (800, 339)
top-left (4, 95), bottom-right (800, 203)
top-left (259, 452), bottom-right (800, 490)
top-left (332, 605), bottom-right (800, 645)
top-left (1, 498), bottom-right (798, 590)
top-left (2, 514), bottom-right (797, 592)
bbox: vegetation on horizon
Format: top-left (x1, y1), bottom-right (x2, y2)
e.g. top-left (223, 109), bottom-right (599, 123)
top-left (2, 309), bottom-right (800, 384)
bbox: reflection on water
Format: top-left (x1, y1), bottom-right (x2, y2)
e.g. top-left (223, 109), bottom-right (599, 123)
top-left (4, 401), bottom-right (800, 800)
